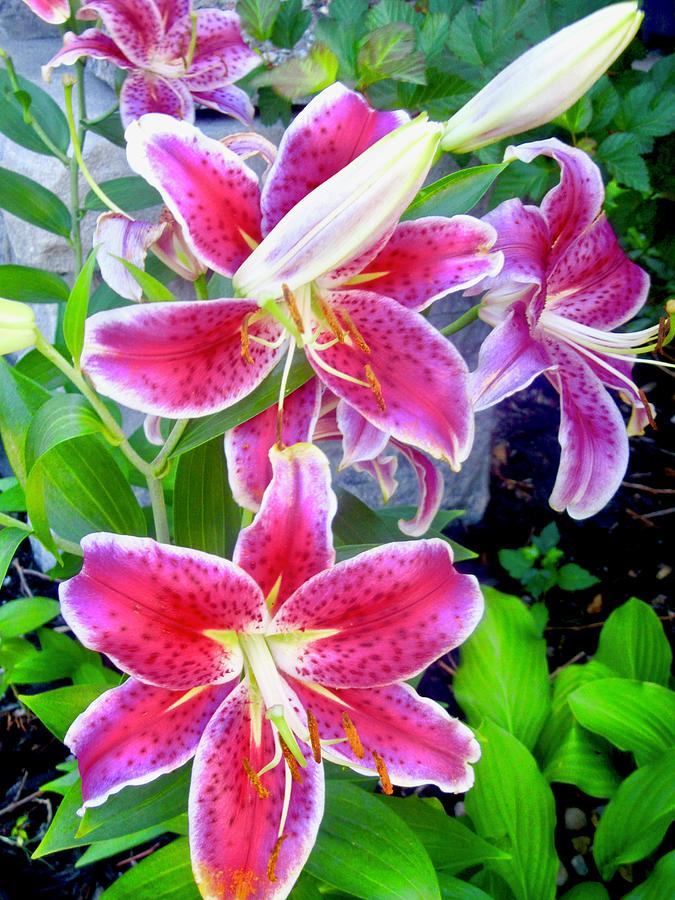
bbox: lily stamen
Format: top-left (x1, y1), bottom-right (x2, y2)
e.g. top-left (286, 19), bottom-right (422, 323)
top-left (305, 343), bottom-right (371, 389)
top-left (243, 757), bottom-right (270, 799)
top-left (364, 364), bottom-right (386, 411)
top-left (339, 309), bottom-right (371, 354)
top-left (267, 834), bottom-right (287, 882)
top-left (240, 314), bottom-right (254, 365)
top-left (341, 712), bottom-right (365, 759)
top-left (231, 869), bottom-right (257, 900)
top-left (638, 390), bottom-right (657, 430)
top-left (317, 296), bottom-right (345, 342)
top-left (307, 710), bottom-right (322, 764)
top-left (372, 750), bottom-right (394, 795)
top-left (279, 737), bottom-right (304, 784)
top-left (282, 284), bottom-right (304, 333)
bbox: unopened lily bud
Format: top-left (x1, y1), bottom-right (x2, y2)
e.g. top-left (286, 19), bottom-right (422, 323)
top-left (441, 2), bottom-right (643, 153)
top-left (20, 0), bottom-right (69, 25)
top-left (0, 298), bottom-right (37, 355)
top-left (233, 115), bottom-right (443, 301)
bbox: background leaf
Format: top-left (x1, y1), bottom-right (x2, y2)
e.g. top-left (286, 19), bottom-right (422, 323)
top-left (0, 68), bottom-right (69, 157)
top-left (83, 176), bottom-right (161, 213)
top-left (271, 0), bottom-right (311, 49)
top-left (63, 250), bottom-right (98, 365)
top-left (20, 683), bottom-right (111, 741)
top-left (0, 166), bottom-right (71, 237)
top-left (100, 837), bottom-right (199, 899)
top-left (623, 850), bottom-right (675, 900)
top-left (403, 164), bottom-right (508, 220)
top-left (0, 265), bottom-right (69, 304)
top-left (0, 526), bottom-right (27, 584)
top-left (237, 0), bottom-right (281, 41)
top-left (0, 596), bottom-right (59, 639)
top-left (594, 597), bottom-right (672, 686)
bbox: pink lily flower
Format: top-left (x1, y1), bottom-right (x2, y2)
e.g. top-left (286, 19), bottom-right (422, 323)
top-left (60, 443), bottom-right (483, 899)
top-left (80, 84), bottom-right (503, 469)
top-left (226, 381), bottom-right (444, 537)
top-left (20, 0), bottom-right (69, 24)
top-left (43, 0), bottom-right (260, 127)
top-left (469, 138), bottom-right (656, 519)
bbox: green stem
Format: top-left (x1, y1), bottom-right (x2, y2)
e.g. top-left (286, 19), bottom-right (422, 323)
top-left (69, 152), bottom-right (83, 271)
top-left (0, 512), bottom-right (84, 557)
top-left (441, 303), bottom-right (482, 337)
top-left (0, 512), bottom-right (31, 532)
top-left (194, 273), bottom-right (209, 300)
top-left (56, 536), bottom-right (85, 557)
top-left (63, 79), bottom-right (124, 215)
top-left (151, 419), bottom-right (189, 475)
top-left (147, 476), bottom-right (170, 543)
top-left (75, 59), bottom-right (87, 151)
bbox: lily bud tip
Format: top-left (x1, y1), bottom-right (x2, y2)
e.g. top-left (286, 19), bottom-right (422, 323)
top-left (0, 298), bottom-right (37, 355)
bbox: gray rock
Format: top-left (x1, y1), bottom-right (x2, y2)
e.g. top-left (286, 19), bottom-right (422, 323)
top-left (0, 0), bottom-right (55, 41)
top-left (565, 807), bottom-right (588, 831)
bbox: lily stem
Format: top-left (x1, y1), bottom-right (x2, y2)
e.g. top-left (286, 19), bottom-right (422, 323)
top-left (441, 303), bottom-right (482, 337)
top-left (151, 419), bottom-right (189, 475)
top-left (194, 274), bottom-right (209, 300)
top-left (0, 512), bottom-right (84, 558)
top-left (147, 475), bottom-right (170, 543)
top-left (0, 512), bottom-right (31, 532)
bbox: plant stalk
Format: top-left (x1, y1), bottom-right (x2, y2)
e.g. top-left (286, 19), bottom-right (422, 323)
top-left (441, 303), bottom-right (482, 337)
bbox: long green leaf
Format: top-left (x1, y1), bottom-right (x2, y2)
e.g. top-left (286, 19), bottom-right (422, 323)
top-left (0, 166), bottom-right (71, 236)
top-left (593, 749), bottom-right (675, 880)
top-left (0, 265), bottom-right (69, 303)
top-left (63, 249), bottom-right (98, 364)
top-left (19, 683), bottom-right (110, 741)
top-left (436, 875), bottom-right (493, 900)
top-left (0, 526), bottom-right (27, 583)
top-left (0, 357), bottom-right (51, 485)
top-left (101, 837), bottom-right (199, 899)
top-left (24, 394), bottom-right (109, 472)
top-left (305, 782), bottom-right (441, 898)
top-left (465, 719), bottom-right (558, 900)
top-left (0, 69), bottom-right (70, 157)
top-left (173, 436), bottom-right (240, 558)
top-left (623, 850), bottom-right (675, 899)
top-left (569, 678), bottom-right (675, 766)
top-left (559, 885), bottom-right (610, 900)
top-left (84, 176), bottom-right (162, 212)
top-left (594, 598), bottom-right (672, 686)
top-left (115, 257), bottom-right (176, 302)
top-left (403, 163), bottom-right (508, 220)
top-left (76, 814), bottom-right (188, 867)
top-left (0, 596), bottom-right (59, 639)
top-left (454, 587), bottom-right (551, 750)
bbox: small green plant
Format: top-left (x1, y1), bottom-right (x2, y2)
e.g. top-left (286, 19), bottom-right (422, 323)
top-left (499, 523), bottom-right (600, 599)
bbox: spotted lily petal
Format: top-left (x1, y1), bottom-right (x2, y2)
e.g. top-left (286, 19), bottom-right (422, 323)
top-left (269, 540), bottom-right (483, 688)
top-left (190, 680), bottom-right (324, 900)
top-left (191, 85), bottom-right (255, 124)
top-left (43, 28), bottom-right (135, 78)
top-left (20, 0), bottom-right (69, 24)
top-left (336, 400), bottom-right (389, 467)
top-left (393, 443), bottom-right (444, 538)
top-left (77, 0), bottom-right (164, 67)
top-left (234, 443), bottom-right (336, 610)
top-left (60, 533), bottom-right (268, 689)
top-left (94, 212), bottom-right (166, 302)
top-left (66, 678), bottom-right (236, 811)
top-left (120, 71), bottom-right (195, 128)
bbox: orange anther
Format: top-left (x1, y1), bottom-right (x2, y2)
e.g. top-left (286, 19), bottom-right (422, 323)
top-left (280, 737), bottom-right (303, 784)
top-left (656, 314), bottom-right (670, 354)
top-left (372, 750), bottom-right (393, 795)
top-left (231, 869), bottom-right (257, 900)
top-left (267, 834), bottom-right (287, 882)
top-left (282, 283), bottom-right (304, 333)
top-left (341, 712), bottom-right (365, 759)
top-left (242, 758), bottom-right (269, 799)
top-left (318, 296), bottom-right (345, 342)
top-left (240, 315), bottom-right (254, 365)
top-left (340, 309), bottom-right (370, 354)
top-left (307, 710), bottom-right (322, 764)
top-left (364, 364), bottom-right (386, 411)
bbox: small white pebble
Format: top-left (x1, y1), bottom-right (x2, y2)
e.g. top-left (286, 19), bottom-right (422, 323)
top-left (556, 864), bottom-right (568, 887)
top-left (454, 801), bottom-right (466, 817)
top-left (571, 855), bottom-right (589, 876)
top-left (565, 807), bottom-right (587, 830)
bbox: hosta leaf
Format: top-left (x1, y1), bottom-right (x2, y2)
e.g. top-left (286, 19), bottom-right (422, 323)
top-left (253, 44), bottom-right (339, 100)
top-left (100, 837), bottom-right (199, 898)
top-left (437, 875), bottom-right (493, 900)
top-left (403, 164), bottom-right (508, 220)
top-left (569, 678), bottom-right (675, 766)
top-left (560, 885), bottom-right (610, 900)
top-left (594, 597), bottom-right (671, 686)
top-left (466, 719), bottom-right (558, 900)
top-left (623, 850), bottom-right (675, 900)
top-left (592, 749), bottom-right (675, 880)
top-left (0, 596), bottom-right (59, 639)
top-left (0, 166), bottom-right (71, 237)
top-left (0, 265), bottom-right (69, 304)
top-left (84, 176), bottom-right (161, 212)
top-left (454, 587), bottom-right (551, 750)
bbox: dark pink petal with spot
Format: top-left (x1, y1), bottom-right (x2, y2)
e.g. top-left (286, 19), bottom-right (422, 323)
top-left (336, 400), bottom-right (389, 467)
top-left (508, 138), bottom-right (604, 267)
top-left (66, 678), bottom-right (235, 810)
top-left (160, 10), bottom-right (259, 91)
top-left (225, 380), bottom-right (322, 512)
top-left (77, 0), bottom-right (163, 67)
top-left (393, 442), bottom-right (444, 537)
top-left (81, 298), bottom-right (283, 417)
top-left (269, 539), bottom-right (483, 687)
top-left (357, 216), bottom-right (503, 311)
top-left (545, 339), bottom-right (629, 519)
top-left (261, 82), bottom-right (408, 235)
top-left (191, 85), bottom-right (254, 124)
top-left (545, 214), bottom-right (650, 330)
top-left (307, 291), bottom-right (473, 469)
top-left (190, 680), bottom-right (324, 900)
top-left (580, 352), bottom-right (648, 434)
top-left (154, 0), bottom-right (189, 31)
top-left (94, 212), bottom-right (166, 302)
top-left (60, 534), bottom-right (268, 689)
top-left (288, 679), bottom-right (479, 793)
top-left (234, 443), bottom-right (336, 611)
top-left (43, 28), bottom-right (135, 74)
top-left (471, 303), bottom-right (553, 411)
top-left (125, 114), bottom-right (262, 276)
top-left (120, 71), bottom-right (194, 128)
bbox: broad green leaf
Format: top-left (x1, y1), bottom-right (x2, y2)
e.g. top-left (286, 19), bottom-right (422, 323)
top-left (76, 814), bottom-right (187, 867)
top-left (305, 782), bottom-right (440, 898)
top-left (33, 780), bottom-right (89, 857)
top-left (531, 523), bottom-right (560, 553)
top-left (536, 662), bottom-right (621, 798)
top-left (569, 678), bottom-right (675, 766)
top-left (0, 166), bottom-right (71, 237)
top-left (84, 176), bottom-right (162, 212)
top-left (594, 597), bottom-right (672, 686)
top-left (24, 394), bottom-right (109, 472)
top-left (357, 24), bottom-right (426, 87)
top-left (490, 158), bottom-right (556, 207)
top-left (0, 476), bottom-right (26, 512)
top-left (0, 360), bottom-right (50, 484)
top-left (171, 357), bottom-right (314, 458)
top-left (403, 164), bottom-right (508, 220)
top-left (115, 258), bottom-right (176, 302)
top-left (19, 683), bottom-right (110, 741)
top-left (498, 546), bottom-right (538, 580)
top-left (437, 874), bottom-right (493, 900)
top-left (465, 719), bottom-right (558, 900)
top-left (559, 885), bottom-right (610, 900)
top-left (554, 95), bottom-right (592, 134)
top-left (289, 873), bottom-right (325, 898)
top-left (237, 0), bottom-right (281, 40)
top-left (10, 628), bottom-right (110, 686)
top-left (593, 749), bottom-right (675, 880)
top-left (598, 134), bottom-right (650, 193)
top-left (173, 436), bottom-right (240, 558)
top-left (380, 795), bottom-right (510, 875)
top-left (614, 81), bottom-right (675, 140)
top-left (254, 44), bottom-right (339, 100)
top-left (271, 0), bottom-right (311, 48)
top-left (207, 272), bottom-right (233, 299)
top-left (364, 0), bottom-right (419, 29)
top-left (0, 69), bottom-right (69, 157)
top-left (0, 596), bottom-right (59, 639)
top-left (26, 434), bottom-right (147, 557)
top-left (557, 562), bottom-right (599, 591)
top-left (454, 587), bottom-right (551, 749)
top-left (83, 107), bottom-right (125, 147)
top-left (329, 0), bottom-right (368, 25)
top-left (101, 838), bottom-right (199, 898)
top-left (0, 265), bottom-right (69, 304)
top-left (314, 16), bottom-right (362, 83)
top-left (256, 85), bottom-right (293, 126)
top-left (623, 850), bottom-right (675, 900)
top-left (13, 349), bottom-right (68, 390)
top-left (63, 249), bottom-right (99, 364)
top-left (0, 526), bottom-right (27, 583)
top-left (418, 12), bottom-right (451, 63)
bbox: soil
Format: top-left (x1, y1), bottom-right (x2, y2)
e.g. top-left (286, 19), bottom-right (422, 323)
top-left (1, 370), bottom-right (672, 899)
